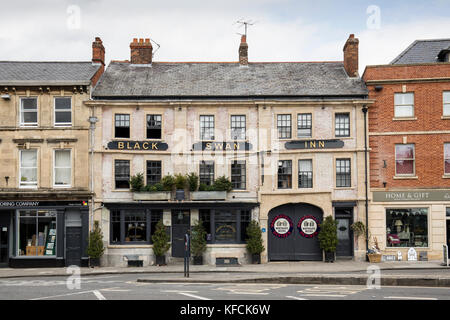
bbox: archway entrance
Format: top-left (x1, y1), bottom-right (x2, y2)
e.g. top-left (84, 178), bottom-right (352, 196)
top-left (268, 203), bottom-right (323, 261)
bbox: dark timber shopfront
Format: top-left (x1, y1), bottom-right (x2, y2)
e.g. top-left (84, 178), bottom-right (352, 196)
top-left (0, 200), bottom-right (90, 268)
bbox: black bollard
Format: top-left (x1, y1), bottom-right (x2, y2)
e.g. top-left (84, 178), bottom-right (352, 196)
top-left (184, 232), bottom-right (190, 277)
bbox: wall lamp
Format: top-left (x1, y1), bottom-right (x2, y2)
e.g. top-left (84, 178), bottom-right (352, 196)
top-left (1, 93), bottom-right (10, 100)
top-left (375, 85), bottom-right (383, 92)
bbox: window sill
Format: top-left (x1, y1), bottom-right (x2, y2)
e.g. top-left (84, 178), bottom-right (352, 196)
top-left (335, 136), bottom-right (352, 140)
top-left (392, 117), bottom-right (417, 121)
top-left (334, 187), bottom-right (355, 190)
top-left (443, 175), bottom-right (450, 179)
top-left (441, 116), bottom-right (450, 120)
top-left (393, 176), bottom-right (418, 180)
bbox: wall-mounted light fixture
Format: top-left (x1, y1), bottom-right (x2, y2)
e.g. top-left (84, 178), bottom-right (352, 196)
top-left (383, 181), bottom-right (387, 188)
top-left (375, 85), bottom-right (383, 92)
top-left (1, 93), bottom-right (10, 100)
top-left (4, 176), bottom-right (9, 186)
top-left (383, 160), bottom-right (387, 168)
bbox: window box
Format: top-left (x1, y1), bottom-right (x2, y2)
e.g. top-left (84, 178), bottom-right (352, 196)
top-left (190, 191), bottom-right (227, 201)
top-left (133, 191), bottom-right (171, 201)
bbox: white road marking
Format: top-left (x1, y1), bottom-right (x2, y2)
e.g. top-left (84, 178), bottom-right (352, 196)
top-left (227, 292), bottom-right (269, 295)
top-left (384, 296), bottom-right (438, 300)
top-left (178, 292), bottom-right (211, 300)
top-left (286, 296), bottom-right (308, 300)
top-left (162, 290), bottom-right (199, 293)
top-left (93, 290), bottom-right (107, 300)
top-left (30, 287), bottom-right (117, 300)
top-left (301, 294), bottom-right (347, 297)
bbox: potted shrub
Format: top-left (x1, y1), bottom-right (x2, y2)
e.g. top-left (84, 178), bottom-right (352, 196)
top-left (152, 219), bottom-right (171, 266)
top-left (318, 216), bottom-right (338, 263)
top-left (130, 173), bottom-right (144, 192)
top-left (174, 173), bottom-right (188, 200)
top-left (87, 221), bottom-right (105, 267)
top-left (191, 176), bottom-right (232, 200)
top-left (246, 220), bottom-right (264, 264)
top-left (190, 220), bottom-right (207, 265)
top-left (187, 172), bottom-right (199, 192)
top-left (212, 176), bottom-right (233, 192)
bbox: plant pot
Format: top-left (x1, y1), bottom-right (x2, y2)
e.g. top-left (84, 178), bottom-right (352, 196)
top-left (193, 256), bottom-right (203, 265)
top-left (175, 189), bottom-right (185, 200)
top-left (133, 191), bottom-right (171, 201)
top-left (155, 255), bottom-right (166, 266)
top-left (251, 254), bottom-right (261, 264)
top-left (324, 251), bottom-right (335, 263)
top-left (89, 257), bottom-right (100, 267)
top-left (190, 191), bottom-right (227, 201)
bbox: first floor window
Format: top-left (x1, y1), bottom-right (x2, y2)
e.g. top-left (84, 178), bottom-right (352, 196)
top-left (20, 97), bottom-right (38, 126)
top-left (110, 209), bottom-right (163, 244)
top-left (297, 113), bottom-right (312, 138)
top-left (54, 97), bottom-right (72, 126)
top-left (394, 93), bottom-right (414, 118)
top-left (445, 143), bottom-right (450, 175)
top-left (199, 161), bottom-right (214, 186)
top-left (115, 114), bottom-right (130, 138)
top-left (336, 158), bottom-right (351, 187)
top-left (395, 144), bottom-right (415, 175)
top-left (20, 149), bottom-right (38, 187)
top-left (298, 159), bottom-right (313, 188)
top-left (335, 113), bottom-right (350, 137)
top-left (54, 149), bottom-right (71, 187)
top-left (278, 160), bottom-right (292, 189)
top-left (444, 92), bottom-right (450, 116)
top-left (200, 115), bottom-right (215, 140)
top-left (146, 161), bottom-right (162, 186)
top-left (386, 208), bottom-right (428, 247)
top-left (147, 114), bottom-right (162, 139)
top-left (231, 160), bottom-right (246, 190)
top-left (115, 160), bottom-right (130, 189)
top-left (231, 115), bottom-right (246, 140)
top-left (17, 210), bottom-right (57, 256)
top-left (277, 114), bottom-right (291, 139)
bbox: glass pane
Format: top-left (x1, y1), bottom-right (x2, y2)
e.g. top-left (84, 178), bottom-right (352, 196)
top-left (55, 150), bottom-right (70, 167)
top-left (444, 104), bottom-right (450, 116)
top-left (386, 208), bottom-right (428, 247)
top-left (445, 160), bottom-right (450, 174)
top-left (299, 160), bottom-right (312, 171)
top-left (55, 98), bottom-right (71, 109)
top-left (23, 112), bottom-right (37, 123)
top-left (19, 216), bottom-right (37, 256)
top-left (39, 217), bottom-right (57, 256)
top-left (21, 168), bottom-right (37, 183)
top-left (22, 98), bottom-right (37, 110)
top-left (337, 219), bottom-right (350, 240)
top-left (395, 105), bottom-right (413, 117)
top-left (21, 150), bottom-right (37, 167)
top-left (395, 93), bottom-right (414, 105)
top-left (444, 92), bottom-right (450, 103)
top-left (396, 145), bottom-right (414, 159)
top-left (55, 111), bottom-right (72, 123)
top-left (396, 160), bottom-right (414, 175)
top-left (55, 168), bottom-right (71, 185)
top-left (125, 222), bottom-right (147, 242)
top-left (215, 211), bottom-right (237, 242)
top-left (445, 144), bottom-right (450, 159)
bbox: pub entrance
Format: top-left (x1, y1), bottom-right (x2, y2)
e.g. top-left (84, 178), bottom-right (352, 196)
top-left (335, 207), bottom-right (354, 258)
top-left (171, 210), bottom-right (190, 258)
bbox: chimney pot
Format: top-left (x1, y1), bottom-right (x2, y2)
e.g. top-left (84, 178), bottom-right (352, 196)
top-left (92, 36), bottom-right (105, 66)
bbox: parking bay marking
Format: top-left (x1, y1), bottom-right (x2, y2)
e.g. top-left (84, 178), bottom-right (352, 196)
top-left (297, 286), bottom-right (367, 298)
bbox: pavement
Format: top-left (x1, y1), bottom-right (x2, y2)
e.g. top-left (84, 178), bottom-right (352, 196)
top-left (1, 260), bottom-right (449, 287)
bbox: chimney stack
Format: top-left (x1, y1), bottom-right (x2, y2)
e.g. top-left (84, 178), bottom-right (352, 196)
top-left (343, 34), bottom-right (359, 77)
top-left (92, 37), bottom-right (105, 66)
top-left (239, 35), bottom-right (248, 66)
top-left (130, 38), bottom-right (153, 64)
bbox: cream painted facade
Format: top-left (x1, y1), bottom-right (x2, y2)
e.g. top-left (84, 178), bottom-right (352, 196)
top-left (87, 98), bottom-right (371, 266)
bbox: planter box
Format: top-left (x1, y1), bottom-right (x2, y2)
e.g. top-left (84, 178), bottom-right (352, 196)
top-left (367, 253), bottom-right (382, 263)
top-left (190, 191), bottom-right (227, 201)
top-left (133, 191), bottom-right (171, 201)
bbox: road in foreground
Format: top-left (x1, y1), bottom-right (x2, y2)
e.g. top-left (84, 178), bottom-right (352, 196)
top-left (0, 274), bottom-right (449, 300)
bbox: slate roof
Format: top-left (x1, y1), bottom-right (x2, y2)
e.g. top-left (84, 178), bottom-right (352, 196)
top-left (391, 39), bottom-right (450, 65)
top-left (92, 61), bottom-right (368, 99)
top-left (0, 61), bottom-right (102, 85)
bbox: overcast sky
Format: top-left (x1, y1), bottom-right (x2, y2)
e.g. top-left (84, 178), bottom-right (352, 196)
top-left (1, 0), bottom-right (449, 72)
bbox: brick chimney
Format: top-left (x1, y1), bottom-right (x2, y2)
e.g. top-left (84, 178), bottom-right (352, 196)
top-left (91, 37), bottom-right (105, 86)
top-left (239, 35), bottom-right (248, 66)
top-left (130, 38), bottom-right (153, 64)
top-left (92, 37), bottom-right (105, 66)
top-left (343, 34), bottom-right (359, 77)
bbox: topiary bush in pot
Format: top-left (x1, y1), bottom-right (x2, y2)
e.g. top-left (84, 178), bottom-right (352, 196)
top-left (190, 220), bottom-right (207, 265)
top-left (151, 219), bottom-right (171, 266)
top-left (246, 220), bottom-right (265, 264)
top-left (87, 221), bottom-right (105, 267)
top-left (318, 216), bottom-right (338, 263)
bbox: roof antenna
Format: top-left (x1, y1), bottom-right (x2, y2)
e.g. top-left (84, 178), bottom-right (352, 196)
top-left (149, 38), bottom-right (161, 57)
top-left (235, 19), bottom-right (257, 37)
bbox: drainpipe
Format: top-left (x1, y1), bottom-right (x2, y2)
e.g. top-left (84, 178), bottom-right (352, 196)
top-left (362, 105), bottom-right (369, 261)
top-left (88, 111), bottom-right (98, 231)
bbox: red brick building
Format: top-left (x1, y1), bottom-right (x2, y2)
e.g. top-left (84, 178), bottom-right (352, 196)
top-left (363, 39), bottom-right (450, 260)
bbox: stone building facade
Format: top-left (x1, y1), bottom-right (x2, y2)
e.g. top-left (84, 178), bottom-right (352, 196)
top-left (89, 34), bottom-right (371, 266)
top-left (363, 39), bottom-right (450, 260)
top-left (0, 38), bottom-right (105, 267)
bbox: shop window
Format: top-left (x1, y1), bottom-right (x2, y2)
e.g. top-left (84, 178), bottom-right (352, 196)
top-left (54, 97), bottom-right (72, 126)
top-left (336, 158), bottom-right (351, 187)
top-left (335, 113), bottom-right (350, 137)
top-left (297, 113), bottom-right (312, 138)
top-left (17, 210), bottom-right (57, 256)
top-left (54, 149), bottom-right (71, 187)
top-left (231, 115), bottom-right (246, 140)
top-left (231, 160), bottom-right (246, 190)
top-left (200, 210), bottom-right (251, 244)
top-left (215, 210), bottom-right (237, 243)
top-left (110, 209), bottom-right (162, 245)
top-left (240, 210), bottom-right (251, 244)
top-left (200, 209), bottom-right (211, 242)
top-left (146, 161), bottom-right (162, 186)
top-left (395, 144), bottom-right (415, 176)
top-left (445, 143), bottom-right (450, 175)
top-left (199, 161), bottom-right (214, 186)
top-left (200, 115), bottom-right (215, 140)
top-left (298, 159), bottom-right (313, 188)
top-left (278, 160), bottom-right (292, 189)
top-left (277, 114), bottom-right (291, 139)
top-left (147, 115), bottom-right (162, 139)
top-left (115, 114), bottom-right (130, 138)
top-left (20, 149), bottom-right (38, 188)
top-left (444, 92), bottom-right (450, 116)
top-left (115, 160), bottom-right (130, 189)
top-left (386, 208), bottom-right (428, 247)
top-left (20, 97), bottom-right (38, 127)
top-left (394, 93), bottom-right (414, 118)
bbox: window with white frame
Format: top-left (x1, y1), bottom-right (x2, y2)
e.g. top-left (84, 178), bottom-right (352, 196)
top-left (54, 97), bottom-right (72, 126)
top-left (200, 115), bottom-right (215, 140)
top-left (277, 114), bottom-right (292, 139)
top-left (394, 93), bottom-right (414, 118)
top-left (230, 115), bottom-right (246, 140)
top-left (54, 150), bottom-right (71, 187)
top-left (335, 113), bottom-right (350, 137)
top-left (336, 158), bottom-right (351, 188)
top-left (20, 149), bottom-right (38, 187)
top-left (395, 144), bottom-right (415, 176)
top-left (20, 98), bottom-right (38, 126)
top-left (445, 143), bottom-right (450, 175)
top-left (298, 159), bottom-right (313, 188)
top-left (444, 92), bottom-right (450, 116)
top-left (297, 113), bottom-right (312, 138)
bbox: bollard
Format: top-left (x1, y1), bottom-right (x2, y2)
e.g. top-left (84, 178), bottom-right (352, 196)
top-left (184, 232), bottom-right (190, 277)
